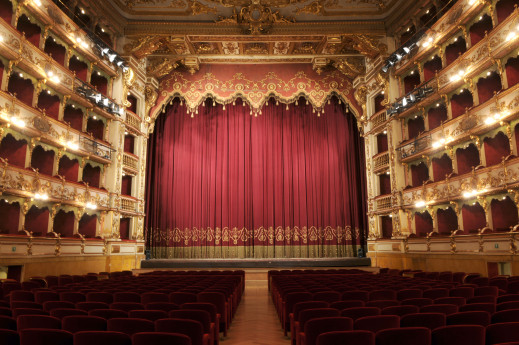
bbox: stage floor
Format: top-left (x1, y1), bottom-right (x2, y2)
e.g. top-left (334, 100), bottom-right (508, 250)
top-left (140, 257), bottom-right (371, 269)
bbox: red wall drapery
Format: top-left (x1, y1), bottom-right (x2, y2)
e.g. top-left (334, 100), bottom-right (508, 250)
top-left (145, 97), bottom-right (367, 258)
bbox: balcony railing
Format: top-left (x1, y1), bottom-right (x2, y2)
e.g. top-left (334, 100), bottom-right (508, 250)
top-left (373, 152), bottom-right (390, 173)
top-left (376, 195), bottom-right (392, 211)
top-left (121, 196), bottom-right (137, 213)
top-left (80, 136), bottom-right (114, 160)
top-left (123, 153), bottom-right (139, 172)
top-left (397, 135), bottom-right (432, 159)
top-left (125, 112), bottom-right (141, 131)
top-left (371, 110), bottom-right (387, 129)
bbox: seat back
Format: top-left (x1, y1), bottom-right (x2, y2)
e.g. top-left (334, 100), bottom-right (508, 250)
top-left (340, 307), bottom-right (380, 321)
top-left (155, 318), bottom-right (205, 345)
top-left (19, 329), bottom-right (73, 345)
top-left (107, 317), bottom-right (154, 336)
top-left (304, 317), bottom-right (353, 345)
top-left (316, 330), bottom-right (374, 345)
top-left (446, 311), bottom-right (490, 327)
top-left (376, 327), bottom-right (431, 345)
top-left (486, 322), bottom-right (519, 345)
top-left (73, 331), bottom-right (131, 345)
top-left (0, 329), bottom-right (19, 345)
top-left (381, 305), bottom-right (419, 317)
top-left (432, 325), bottom-right (485, 345)
top-left (17, 315), bottom-right (61, 330)
top-left (50, 309), bottom-right (87, 320)
top-left (131, 332), bottom-right (191, 345)
top-left (62, 315), bottom-right (107, 333)
top-left (354, 315), bottom-right (399, 333)
top-left (400, 313), bottom-right (446, 330)
top-left (88, 309), bottom-right (128, 320)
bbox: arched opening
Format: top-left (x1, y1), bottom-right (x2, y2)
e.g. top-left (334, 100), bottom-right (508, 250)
top-left (78, 213), bottom-right (97, 238)
top-left (37, 91), bottom-right (60, 120)
top-left (94, 24), bottom-right (112, 47)
top-left (380, 215), bottom-right (393, 239)
top-left (419, 6), bottom-right (437, 27)
top-left (411, 161), bottom-right (429, 187)
top-left (8, 72), bottom-right (34, 106)
top-left (0, 200), bottom-right (20, 234)
top-left (68, 55), bottom-right (88, 82)
top-left (82, 163), bottom-right (100, 189)
top-left (16, 15), bottom-right (41, 47)
top-left (120, 217), bottom-right (131, 240)
top-left (53, 210), bottom-right (75, 237)
top-left (483, 131), bottom-right (511, 166)
top-left (379, 173), bottom-right (391, 195)
top-left (90, 71), bottom-right (108, 95)
top-left (63, 105), bottom-right (84, 132)
top-left (25, 205), bottom-right (49, 236)
top-left (0, 0), bottom-right (13, 24)
top-left (121, 175), bottom-right (132, 196)
top-left (376, 133), bottom-right (388, 154)
top-left (477, 72), bottom-right (502, 104)
top-left (423, 55), bottom-right (442, 81)
top-left (491, 196), bottom-right (518, 231)
top-left (496, 0), bottom-right (519, 24)
top-left (415, 211), bottom-right (433, 236)
top-left (432, 154), bottom-right (453, 182)
top-left (445, 36), bottom-right (467, 66)
top-left (0, 134), bottom-right (27, 168)
top-left (428, 104), bottom-right (448, 131)
top-left (400, 25), bottom-right (415, 46)
top-left (469, 14), bottom-right (493, 46)
top-left (86, 117), bottom-right (105, 141)
top-left (30, 145), bottom-right (55, 176)
top-left (408, 116), bottom-right (425, 139)
top-left (57, 155), bottom-right (79, 182)
top-left (462, 203), bottom-right (487, 234)
top-left (373, 93), bottom-right (385, 113)
top-left (127, 94), bottom-right (138, 114)
top-left (43, 36), bottom-right (66, 66)
top-left (505, 56), bottom-right (519, 88)
top-left (124, 134), bottom-right (135, 154)
top-left (450, 89), bottom-right (473, 119)
top-left (437, 207), bottom-right (458, 235)
top-left (456, 144), bottom-right (480, 175)
top-left (403, 71), bottom-right (421, 94)
top-left (0, 57), bottom-right (4, 82)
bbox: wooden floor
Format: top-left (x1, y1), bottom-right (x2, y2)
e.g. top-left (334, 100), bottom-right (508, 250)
top-left (223, 280), bottom-right (290, 345)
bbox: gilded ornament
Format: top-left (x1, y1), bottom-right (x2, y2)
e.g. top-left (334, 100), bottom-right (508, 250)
top-left (146, 57), bottom-right (179, 78)
top-left (333, 57), bottom-right (365, 79)
top-left (343, 34), bottom-right (386, 59)
top-left (189, 0), bottom-right (218, 15)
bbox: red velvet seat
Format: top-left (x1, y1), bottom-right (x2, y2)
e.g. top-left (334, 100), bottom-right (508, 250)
top-left (449, 287), bottom-right (474, 299)
top-left (421, 304), bottom-right (458, 315)
top-left (35, 292), bottom-right (60, 304)
top-left (12, 308), bottom-right (48, 318)
top-left (492, 309), bottom-right (519, 323)
top-left (446, 311), bottom-right (490, 327)
top-left (17, 315), bottom-right (61, 330)
top-left (141, 292), bottom-right (169, 304)
top-left (59, 292), bottom-right (86, 304)
top-left (42, 301), bottom-right (75, 312)
top-left (467, 296), bottom-right (496, 304)
top-left (365, 300), bottom-right (399, 309)
top-left (354, 315), bottom-right (399, 333)
top-left (342, 291), bottom-right (369, 302)
top-left (316, 330), bottom-right (374, 345)
top-left (132, 332), bottom-right (191, 345)
top-left (76, 302), bottom-right (110, 311)
top-left (400, 298), bottom-right (434, 307)
top-left (497, 301), bottom-right (519, 311)
top-left (0, 329), bottom-right (20, 345)
top-left (400, 313), bottom-right (446, 330)
top-left (74, 331), bottom-right (131, 345)
top-left (170, 292), bottom-right (198, 305)
top-left (19, 329), bottom-right (73, 345)
top-left (300, 316), bottom-right (353, 345)
top-left (369, 290), bottom-right (396, 301)
top-left (340, 307), bottom-right (380, 321)
top-left (432, 325), bottom-right (485, 345)
top-left (474, 286), bottom-right (498, 297)
top-left (423, 289), bottom-right (449, 300)
top-left (290, 301), bottom-right (330, 345)
top-left (197, 292), bottom-right (229, 337)
top-left (61, 315), bottom-right (107, 333)
top-left (50, 308), bottom-right (87, 319)
top-left (376, 327), bottom-right (431, 345)
top-left (381, 305), bottom-right (419, 317)
top-left (113, 292), bottom-right (141, 303)
top-left (329, 300), bottom-right (364, 310)
top-left (313, 291), bottom-right (341, 304)
top-left (155, 318), bottom-right (210, 345)
top-left (169, 310), bottom-right (213, 345)
top-left (145, 302), bottom-right (179, 312)
top-left (180, 302), bottom-right (220, 345)
top-left (107, 317), bottom-right (154, 336)
top-left (10, 302), bottom-right (42, 310)
top-left (89, 309), bottom-right (128, 320)
top-left (397, 289), bottom-right (423, 301)
top-left (9, 291), bottom-right (34, 303)
top-left (86, 292), bottom-right (113, 305)
top-left (0, 308), bottom-right (12, 317)
top-left (128, 309), bottom-right (167, 321)
top-left (110, 302), bottom-right (144, 312)
top-left (459, 303), bottom-right (496, 314)
top-left (434, 297), bottom-right (465, 307)
top-left (0, 315), bottom-right (17, 330)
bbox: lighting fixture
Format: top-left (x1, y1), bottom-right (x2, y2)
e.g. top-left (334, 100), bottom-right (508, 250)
top-left (33, 0), bottom-right (41, 6)
top-left (10, 117), bottom-right (25, 127)
top-left (86, 202), bottom-right (97, 210)
top-left (66, 141), bottom-right (79, 150)
top-left (76, 79), bottom-right (125, 117)
top-left (415, 200), bottom-right (426, 208)
top-left (463, 189), bottom-right (487, 199)
top-left (81, 8), bottom-right (85, 14)
top-left (381, 29), bottom-right (426, 73)
top-left (34, 193), bottom-right (49, 200)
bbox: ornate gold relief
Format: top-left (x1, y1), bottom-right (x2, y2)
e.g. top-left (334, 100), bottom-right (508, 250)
top-left (216, 0), bottom-right (294, 35)
top-left (333, 57), bottom-right (365, 79)
top-left (124, 36), bottom-right (163, 59)
top-left (189, 0), bottom-right (218, 15)
top-left (342, 34), bottom-right (386, 59)
top-left (145, 85), bottom-right (158, 116)
top-left (146, 57), bottom-right (179, 78)
top-left (244, 43), bottom-right (269, 54)
top-left (354, 84), bottom-right (368, 116)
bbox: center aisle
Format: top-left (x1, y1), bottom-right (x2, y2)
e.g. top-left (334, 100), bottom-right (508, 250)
top-left (224, 280), bottom-right (290, 345)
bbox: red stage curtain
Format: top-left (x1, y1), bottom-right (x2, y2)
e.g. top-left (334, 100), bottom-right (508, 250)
top-left (145, 97), bottom-right (367, 258)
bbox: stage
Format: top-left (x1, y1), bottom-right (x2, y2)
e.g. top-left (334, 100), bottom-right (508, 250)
top-left (140, 257), bottom-right (371, 269)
